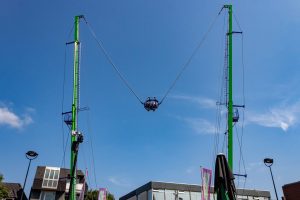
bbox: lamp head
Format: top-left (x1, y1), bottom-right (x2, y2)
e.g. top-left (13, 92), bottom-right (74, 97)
top-left (264, 158), bottom-right (273, 167)
top-left (26, 151), bottom-right (38, 160)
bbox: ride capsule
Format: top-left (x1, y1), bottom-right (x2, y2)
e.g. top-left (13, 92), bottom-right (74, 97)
top-left (144, 97), bottom-right (159, 111)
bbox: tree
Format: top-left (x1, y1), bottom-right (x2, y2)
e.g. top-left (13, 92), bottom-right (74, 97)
top-left (86, 189), bottom-right (98, 200)
top-left (85, 189), bottom-right (115, 200)
top-left (0, 174), bottom-right (9, 199)
top-left (107, 192), bottom-right (115, 200)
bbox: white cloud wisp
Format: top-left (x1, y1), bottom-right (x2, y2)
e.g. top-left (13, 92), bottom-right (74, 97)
top-left (247, 101), bottom-right (300, 131)
top-left (171, 95), bottom-right (216, 109)
top-left (182, 117), bottom-right (215, 135)
top-left (0, 107), bottom-right (33, 129)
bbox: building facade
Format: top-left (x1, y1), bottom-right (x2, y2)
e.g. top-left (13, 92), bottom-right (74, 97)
top-left (120, 181), bottom-right (271, 200)
top-left (29, 166), bottom-right (87, 200)
top-left (282, 181), bottom-right (300, 200)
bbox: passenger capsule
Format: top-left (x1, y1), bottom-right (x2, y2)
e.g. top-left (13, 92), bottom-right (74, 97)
top-left (144, 97), bottom-right (159, 111)
top-left (233, 108), bottom-right (239, 122)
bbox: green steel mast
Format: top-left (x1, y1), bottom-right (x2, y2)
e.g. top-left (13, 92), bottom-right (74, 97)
top-left (70, 15), bottom-right (83, 200)
top-left (224, 4), bottom-right (233, 171)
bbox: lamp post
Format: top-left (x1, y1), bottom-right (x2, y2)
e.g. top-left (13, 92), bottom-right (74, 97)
top-left (21, 151), bottom-right (38, 200)
top-left (264, 158), bottom-right (279, 200)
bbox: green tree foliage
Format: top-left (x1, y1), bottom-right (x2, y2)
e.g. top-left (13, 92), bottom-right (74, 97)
top-left (86, 189), bottom-right (98, 200)
top-left (0, 174), bottom-right (9, 199)
top-left (107, 192), bottom-right (115, 200)
top-left (85, 189), bottom-right (115, 200)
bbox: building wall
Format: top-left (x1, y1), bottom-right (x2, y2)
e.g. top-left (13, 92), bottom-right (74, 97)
top-left (282, 181), bottom-right (300, 200)
top-left (190, 191), bottom-right (201, 200)
top-left (151, 189), bottom-right (270, 200)
top-left (128, 195), bottom-right (136, 200)
top-left (165, 190), bottom-right (175, 200)
top-left (119, 182), bottom-right (271, 200)
top-left (148, 190), bottom-right (152, 200)
top-left (138, 191), bottom-right (148, 200)
top-left (153, 190), bottom-right (205, 200)
top-left (29, 189), bottom-right (40, 200)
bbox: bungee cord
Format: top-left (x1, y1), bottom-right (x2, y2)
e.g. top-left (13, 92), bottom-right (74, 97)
top-left (159, 12), bottom-right (221, 105)
top-left (82, 13), bottom-right (221, 111)
top-left (82, 18), bottom-right (144, 105)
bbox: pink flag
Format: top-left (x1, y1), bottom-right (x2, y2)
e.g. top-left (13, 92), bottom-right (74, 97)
top-left (98, 188), bottom-right (107, 200)
top-left (79, 169), bottom-right (88, 200)
top-left (201, 167), bottom-right (212, 200)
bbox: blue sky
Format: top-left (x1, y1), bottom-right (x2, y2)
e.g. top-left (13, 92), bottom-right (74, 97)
top-left (1, 0), bottom-right (300, 199)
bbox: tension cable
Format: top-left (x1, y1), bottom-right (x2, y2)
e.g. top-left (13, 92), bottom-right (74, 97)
top-left (82, 12), bottom-right (220, 111)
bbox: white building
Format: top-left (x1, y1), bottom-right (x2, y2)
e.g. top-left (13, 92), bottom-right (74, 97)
top-left (119, 181), bottom-right (271, 200)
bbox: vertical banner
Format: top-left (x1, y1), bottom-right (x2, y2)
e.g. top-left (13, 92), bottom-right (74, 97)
top-left (98, 188), bottom-right (107, 200)
top-left (201, 167), bottom-right (212, 200)
top-left (79, 169), bottom-right (88, 200)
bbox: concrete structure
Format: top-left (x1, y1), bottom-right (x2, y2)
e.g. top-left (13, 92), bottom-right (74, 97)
top-left (29, 166), bottom-right (87, 200)
top-left (120, 181), bottom-right (271, 200)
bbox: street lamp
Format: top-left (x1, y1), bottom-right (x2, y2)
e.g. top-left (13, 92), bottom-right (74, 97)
top-left (21, 151), bottom-right (38, 200)
top-left (264, 158), bottom-right (279, 200)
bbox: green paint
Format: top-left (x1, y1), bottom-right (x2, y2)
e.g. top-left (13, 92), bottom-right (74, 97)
top-left (71, 15), bottom-right (80, 200)
top-left (225, 4), bottom-right (233, 171)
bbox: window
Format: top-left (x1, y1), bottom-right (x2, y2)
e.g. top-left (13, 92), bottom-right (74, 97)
top-left (42, 167), bottom-right (60, 189)
top-left (40, 191), bottom-right (56, 200)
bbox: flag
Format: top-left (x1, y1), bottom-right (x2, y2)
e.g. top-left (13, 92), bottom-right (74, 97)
top-left (98, 188), bottom-right (107, 200)
top-left (79, 169), bottom-right (88, 200)
top-left (201, 167), bottom-right (212, 200)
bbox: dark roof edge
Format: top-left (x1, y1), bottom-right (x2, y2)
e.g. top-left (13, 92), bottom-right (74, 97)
top-left (120, 181), bottom-right (152, 200)
top-left (282, 181), bottom-right (300, 188)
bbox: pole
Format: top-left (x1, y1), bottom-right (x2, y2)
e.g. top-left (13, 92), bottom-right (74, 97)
top-left (20, 159), bottom-right (31, 200)
top-left (224, 4), bottom-right (233, 171)
top-left (70, 15), bottom-right (81, 200)
top-left (269, 167), bottom-right (279, 200)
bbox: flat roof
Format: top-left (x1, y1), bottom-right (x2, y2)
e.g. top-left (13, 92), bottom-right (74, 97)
top-left (119, 181), bottom-right (271, 200)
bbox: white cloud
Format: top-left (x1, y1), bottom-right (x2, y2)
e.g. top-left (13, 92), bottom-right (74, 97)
top-left (182, 117), bottom-right (215, 135)
top-left (171, 95), bottom-right (216, 109)
top-left (0, 106), bottom-right (33, 129)
top-left (247, 101), bottom-right (300, 131)
top-left (170, 95), bottom-right (220, 134)
top-left (108, 177), bottom-right (131, 188)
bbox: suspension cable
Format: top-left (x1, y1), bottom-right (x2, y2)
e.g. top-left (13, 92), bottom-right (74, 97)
top-left (86, 112), bottom-right (99, 188)
top-left (211, 10), bottom-right (226, 172)
top-left (82, 17), bottom-right (144, 104)
top-left (82, 13), bottom-right (221, 108)
top-left (233, 12), bottom-right (248, 191)
top-left (61, 44), bottom-right (67, 167)
top-left (61, 24), bottom-right (76, 167)
top-left (160, 12), bottom-right (222, 104)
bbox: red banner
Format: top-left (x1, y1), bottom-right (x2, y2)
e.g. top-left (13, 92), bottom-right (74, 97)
top-left (201, 167), bottom-right (212, 200)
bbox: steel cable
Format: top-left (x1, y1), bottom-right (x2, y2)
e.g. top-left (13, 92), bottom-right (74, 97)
top-left (83, 18), bottom-right (144, 104)
top-left (160, 12), bottom-right (222, 104)
top-left (82, 13), bottom-right (220, 107)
